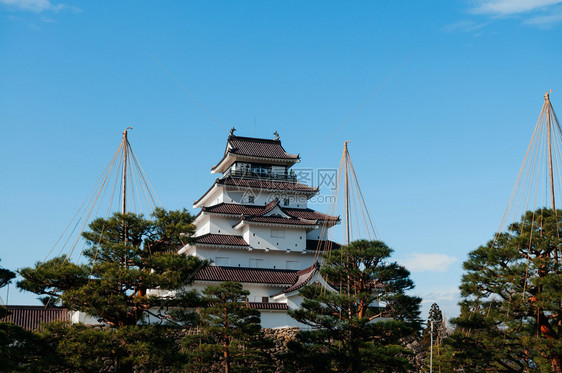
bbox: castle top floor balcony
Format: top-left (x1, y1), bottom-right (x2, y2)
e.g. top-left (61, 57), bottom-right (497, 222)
top-left (223, 168), bottom-right (298, 182)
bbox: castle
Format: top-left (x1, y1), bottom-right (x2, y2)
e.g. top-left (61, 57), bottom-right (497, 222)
top-left (179, 130), bottom-right (340, 328)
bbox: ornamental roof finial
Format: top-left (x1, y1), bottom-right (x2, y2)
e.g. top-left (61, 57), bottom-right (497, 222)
top-left (123, 126), bottom-right (133, 140)
top-left (229, 126), bottom-right (236, 136)
top-left (274, 131), bottom-right (280, 140)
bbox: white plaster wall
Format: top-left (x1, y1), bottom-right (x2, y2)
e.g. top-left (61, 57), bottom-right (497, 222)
top-left (285, 294), bottom-right (304, 309)
top-left (184, 281), bottom-right (307, 328)
top-left (187, 281), bottom-right (286, 303)
top-left (241, 225), bottom-right (250, 244)
top-left (70, 311), bottom-right (103, 325)
top-left (195, 187), bottom-right (224, 208)
top-left (194, 215), bottom-right (210, 235)
top-left (196, 214), bottom-right (259, 236)
top-left (219, 190), bottom-right (243, 204)
top-left (307, 228), bottom-right (327, 241)
top-left (260, 311), bottom-right (299, 329)
top-left (223, 189), bottom-right (311, 208)
top-left (246, 225), bottom-right (308, 252)
top-left (191, 247), bottom-right (316, 270)
top-left (208, 216), bottom-right (238, 235)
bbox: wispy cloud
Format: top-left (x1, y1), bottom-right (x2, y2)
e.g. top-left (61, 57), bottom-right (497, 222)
top-left (447, 0), bottom-right (562, 32)
top-left (0, 0), bottom-right (67, 13)
top-left (421, 289), bottom-right (460, 303)
top-left (443, 19), bottom-right (491, 33)
top-left (401, 253), bottom-right (458, 273)
top-left (524, 6), bottom-right (562, 27)
top-left (471, 0), bottom-right (562, 16)
top-left (418, 288), bottom-right (462, 318)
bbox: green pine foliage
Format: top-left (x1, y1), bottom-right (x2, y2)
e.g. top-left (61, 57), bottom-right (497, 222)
top-left (183, 281), bottom-right (274, 373)
top-left (18, 208), bottom-right (207, 327)
top-left (421, 303), bottom-right (444, 350)
top-left (287, 239), bottom-right (422, 373)
top-left (0, 322), bottom-right (48, 372)
top-left (36, 322), bottom-right (186, 372)
top-left (441, 208), bottom-right (562, 372)
top-left (0, 262), bottom-right (47, 372)
top-left (0, 261), bottom-right (16, 319)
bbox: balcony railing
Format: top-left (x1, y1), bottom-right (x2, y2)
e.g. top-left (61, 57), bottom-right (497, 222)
top-left (224, 169), bottom-right (297, 182)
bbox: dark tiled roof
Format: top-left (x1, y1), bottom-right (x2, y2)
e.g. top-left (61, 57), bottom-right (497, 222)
top-left (239, 216), bottom-right (318, 226)
top-left (218, 177), bottom-right (318, 193)
top-left (275, 263), bottom-right (319, 295)
top-left (202, 202), bottom-right (338, 221)
top-left (195, 266), bottom-right (298, 285)
top-left (211, 135), bottom-right (300, 172)
top-left (247, 302), bottom-right (289, 310)
top-left (194, 233), bottom-right (248, 247)
top-left (285, 208), bottom-right (339, 221)
top-left (306, 240), bottom-right (341, 251)
top-left (202, 203), bottom-right (264, 215)
top-left (228, 136), bottom-right (299, 160)
top-left (261, 198), bottom-right (280, 214)
top-left (1, 305), bottom-right (70, 331)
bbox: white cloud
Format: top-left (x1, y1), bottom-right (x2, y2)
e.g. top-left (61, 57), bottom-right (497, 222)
top-left (421, 290), bottom-right (460, 303)
top-left (471, 0), bottom-right (562, 16)
top-left (401, 253), bottom-right (458, 273)
top-left (443, 19), bottom-right (491, 33)
top-left (0, 0), bottom-right (66, 12)
top-left (418, 289), bottom-right (462, 318)
top-left (524, 6), bottom-right (562, 26)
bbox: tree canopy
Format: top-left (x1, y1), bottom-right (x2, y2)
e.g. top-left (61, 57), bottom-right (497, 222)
top-left (18, 208), bottom-right (207, 327)
top-left (288, 239), bottom-right (421, 373)
top-left (442, 208), bottom-right (562, 372)
top-left (0, 261), bottom-right (15, 319)
top-left (183, 281), bottom-right (273, 373)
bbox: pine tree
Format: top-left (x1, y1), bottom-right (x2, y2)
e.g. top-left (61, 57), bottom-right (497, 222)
top-left (0, 260), bottom-right (15, 319)
top-left (442, 208), bottom-right (562, 372)
top-left (18, 208), bottom-right (207, 327)
top-left (0, 260), bottom-right (47, 371)
top-left (37, 322), bottom-right (187, 372)
top-left (288, 239), bottom-right (422, 373)
top-left (421, 303), bottom-right (443, 349)
top-left (183, 281), bottom-right (273, 373)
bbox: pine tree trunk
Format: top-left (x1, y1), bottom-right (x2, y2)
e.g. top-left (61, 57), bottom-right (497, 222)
top-left (224, 340), bottom-right (230, 373)
top-left (350, 331), bottom-right (360, 373)
top-left (553, 355), bottom-right (562, 373)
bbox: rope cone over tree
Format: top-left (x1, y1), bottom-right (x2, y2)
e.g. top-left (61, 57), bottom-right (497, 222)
top-left (440, 92), bottom-right (562, 372)
top-left (287, 142), bottom-right (422, 373)
top-left (17, 129), bottom-right (208, 327)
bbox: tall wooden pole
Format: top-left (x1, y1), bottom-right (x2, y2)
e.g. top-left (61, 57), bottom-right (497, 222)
top-left (545, 91), bottom-right (561, 269)
top-left (344, 141), bottom-right (351, 246)
top-left (122, 127), bottom-right (132, 215)
top-left (430, 321), bottom-right (434, 373)
top-left (546, 91), bottom-right (556, 212)
top-left (122, 127), bottom-right (132, 246)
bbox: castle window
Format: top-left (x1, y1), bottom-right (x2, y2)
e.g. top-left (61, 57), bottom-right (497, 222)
top-left (283, 198), bottom-right (289, 206)
top-left (215, 257), bottom-right (231, 266)
top-left (248, 195), bottom-right (255, 203)
top-left (271, 229), bottom-right (285, 238)
top-left (249, 258), bottom-right (263, 268)
top-left (286, 260), bottom-right (300, 270)
top-left (262, 297), bottom-right (269, 303)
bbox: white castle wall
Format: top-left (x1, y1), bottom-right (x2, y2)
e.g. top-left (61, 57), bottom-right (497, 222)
top-left (306, 227), bottom-right (328, 241)
top-left (244, 225), bottom-right (308, 252)
top-left (190, 246), bottom-right (316, 270)
top-left (223, 189), bottom-right (310, 209)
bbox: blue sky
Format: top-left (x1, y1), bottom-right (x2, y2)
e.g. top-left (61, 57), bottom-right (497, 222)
top-left (1, 0), bottom-right (562, 320)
